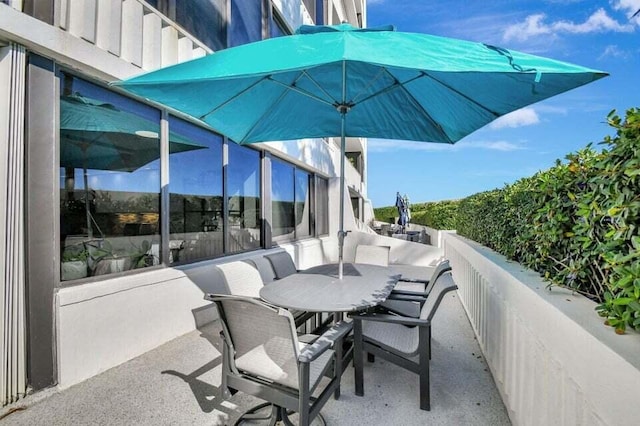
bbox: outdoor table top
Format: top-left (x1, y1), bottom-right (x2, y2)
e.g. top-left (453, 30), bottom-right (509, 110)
top-left (259, 263), bottom-right (400, 312)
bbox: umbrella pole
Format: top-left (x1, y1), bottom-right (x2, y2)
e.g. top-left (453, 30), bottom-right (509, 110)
top-left (338, 110), bottom-right (346, 280)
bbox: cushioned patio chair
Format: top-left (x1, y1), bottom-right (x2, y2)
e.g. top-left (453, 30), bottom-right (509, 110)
top-left (382, 259), bottom-right (452, 318)
top-left (350, 271), bottom-right (458, 411)
top-left (354, 244), bottom-right (390, 267)
top-left (264, 250), bottom-right (299, 279)
top-left (207, 294), bottom-right (351, 425)
top-left (217, 261), bottom-right (313, 328)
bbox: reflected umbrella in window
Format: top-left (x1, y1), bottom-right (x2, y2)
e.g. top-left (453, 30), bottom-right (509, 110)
top-left (60, 94), bottom-right (207, 238)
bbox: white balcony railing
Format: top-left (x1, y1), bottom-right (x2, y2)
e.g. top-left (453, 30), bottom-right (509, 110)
top-left (58, 0), bottom-right (210, 72)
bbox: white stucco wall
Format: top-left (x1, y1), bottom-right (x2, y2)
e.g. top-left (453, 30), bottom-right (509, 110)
top-left (444, 233), bottom-right (640, 426)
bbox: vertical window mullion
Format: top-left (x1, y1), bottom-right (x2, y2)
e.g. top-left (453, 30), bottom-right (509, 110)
top-left (160, 110), bottom-right (170, 264)
top-left (222, 137), bottom-right (229, 253)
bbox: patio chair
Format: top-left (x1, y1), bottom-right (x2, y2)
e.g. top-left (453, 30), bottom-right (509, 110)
top-left (217, 261), bottom-right (312, 328)
top-left (262, 252), bottom-right (322, 328)
top-left (382, 259), bottom-right (452, 318)
top-left (264, 250), bottom-right (298, 279)
top-left (354, 244), bottom-right (390, 267)
top-left (207, 294), bottom-right (351, 425)
top-left (350, 271), bottom-right (458, 411)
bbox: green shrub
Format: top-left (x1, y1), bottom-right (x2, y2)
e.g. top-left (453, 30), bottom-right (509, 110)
top-left (411, 200), bottom-right (460, 229)
top-left (373, 206), bottom-right (399, 223)
top-left (455, 109), bottom-right (640, 334)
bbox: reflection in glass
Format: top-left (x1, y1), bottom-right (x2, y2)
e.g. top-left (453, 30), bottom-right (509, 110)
top-left (270, 10), bottom-right (289, 38)
top-left (230, 0), bottom-right (262, 47)
top-left (149, 0), bottom-right (227, 51)
top-left (59, 74), bottom-right (161, 281)
top-left (228, 143), bottom-right (261, 252)
top-left (295, 169), bottom-right (312, 238)
top-left (169, 116), bottom-right (223, 263)
top-left (271, 159), bottom-right (295, 238)
top-left (316, 177), bottom-right (329, 236)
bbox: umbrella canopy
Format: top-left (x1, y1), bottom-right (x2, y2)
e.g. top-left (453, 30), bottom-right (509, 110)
top-left (114, 23), bottom-right (607, 278)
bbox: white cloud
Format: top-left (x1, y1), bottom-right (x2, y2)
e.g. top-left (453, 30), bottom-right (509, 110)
top-left (612, 0), bottom-right (640, 19)
top-left (367, 138), bottom-right (524, 153)
top-left (489, 108), bottom-right (540, 129)
top-left (503, 9), bottom-right (634, 42)
top-left (598, 44), bottom-right (630, 60)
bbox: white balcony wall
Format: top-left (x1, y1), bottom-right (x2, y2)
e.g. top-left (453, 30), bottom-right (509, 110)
top-left (444, 233), bottom-right (640, 426)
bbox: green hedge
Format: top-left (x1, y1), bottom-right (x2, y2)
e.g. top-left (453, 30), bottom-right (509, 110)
top-left (371, 110), bottom-right (639, 333)
top-left (455, 109), bottom-right (640, 334)
top-left (374, 200), bottom-right (459, 229)
top-left (411, 200), bottom-right (459, 230)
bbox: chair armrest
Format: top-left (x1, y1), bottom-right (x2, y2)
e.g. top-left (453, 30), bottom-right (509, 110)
top-left (349, 312), bottom-right (429, 327)
top-left (386, 293), bottom-right (426, 302)
top-left (298, 339), bottom-right (332, 363)
top-left (298, 321), bottom-right (352, 363)
top-left (390, 289), bottom-right (426, 297)
top-left (398, 278), bottom-right (429, 284)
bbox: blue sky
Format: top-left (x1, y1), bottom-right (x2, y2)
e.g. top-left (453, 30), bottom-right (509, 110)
top-left (366, 0), bottom-right (640, 207)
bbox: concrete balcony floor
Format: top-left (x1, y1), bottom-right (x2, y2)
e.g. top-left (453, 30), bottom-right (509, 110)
top-left (5, 293), bottom-right (510, 425)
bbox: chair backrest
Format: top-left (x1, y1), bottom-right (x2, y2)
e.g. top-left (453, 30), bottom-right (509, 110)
top-left (210, 295), bottom-right (301, 389)
top-left (354, 245), bottom-right (390, 267)
top-left (424, 259), bottom-right (452, 295)
top-left (419, 271), bottom-right (457, 322)
top-left (217, 261), bottom-right (264, 297)
top-left (245, 257), bottom-right (276, 283)
top-left (264, 251), bottom-right (298, 279)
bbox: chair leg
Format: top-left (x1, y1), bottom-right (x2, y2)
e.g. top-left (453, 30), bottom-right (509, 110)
top-left (419, 326), bottom-right (431, 411)
top-left (353, 320), bottom-right (364, 397)
top-left (334, 338), bottom-right (343, 399)
top-left (299, 363), bottom-right (311, 426)
top-left (429, 324), bottom-right (432, 360)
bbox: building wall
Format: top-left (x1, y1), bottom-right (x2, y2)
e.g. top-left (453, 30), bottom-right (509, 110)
top-left (0, 0), bottom-right (368, 398)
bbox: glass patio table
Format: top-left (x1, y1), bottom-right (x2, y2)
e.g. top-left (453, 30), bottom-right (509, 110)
top-left (259, 262), bottom-right (400, 313)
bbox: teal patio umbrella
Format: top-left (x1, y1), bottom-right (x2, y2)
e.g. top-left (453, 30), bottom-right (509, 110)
top-left (61, 94), bottom-right (205, 237)
top-left (114, 23), bottom-right (607, 278)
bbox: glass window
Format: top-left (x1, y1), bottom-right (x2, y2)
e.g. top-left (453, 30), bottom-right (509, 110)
top-left (270, 7), bottom-right (290, 38)
top-left (271, 159), bottom-right (295, 239)
top-left (230, 0), bottom-right (263, 47)
top-left (152, 0), bottom-right (227, 51)
top-left (59, 74), bottom-right (160, 281)
top-left (351, 197), bottom-right (361, 221)
top-left (316, 177), bottom-right (329, 236)
top-left (295, 170), bottom-right (312, 238)
top-left (168, 116), bottom-right (223, 264)
top-left (227, 143), bottom-right (261, 252)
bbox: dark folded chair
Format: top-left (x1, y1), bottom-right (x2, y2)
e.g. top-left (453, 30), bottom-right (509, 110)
top-left (381, 259), bottom-right (452, 318)
top-left (350, 271), bottom-right (458, 411)
top-left (262, 251), bottom-right (321, 329)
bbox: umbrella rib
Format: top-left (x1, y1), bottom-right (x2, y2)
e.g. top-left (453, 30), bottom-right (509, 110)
top-left (422, 73), bottom-right (501, 118)
top-left (266, 77), bottom-right (336, 107)
top-left (300, 70), bottom-right (339, 105)
top-left (355, 69), bottom-right (454, 143)
top-left (350, 67), bottom-right (389, 104)
top-left (241, 72), bottom-right (310, 142)
top-left (198, 75), bottom-right (272, 120)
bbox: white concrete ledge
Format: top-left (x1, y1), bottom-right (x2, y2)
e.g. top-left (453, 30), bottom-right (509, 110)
top-left (444, 233), bottom-right (640, 426)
